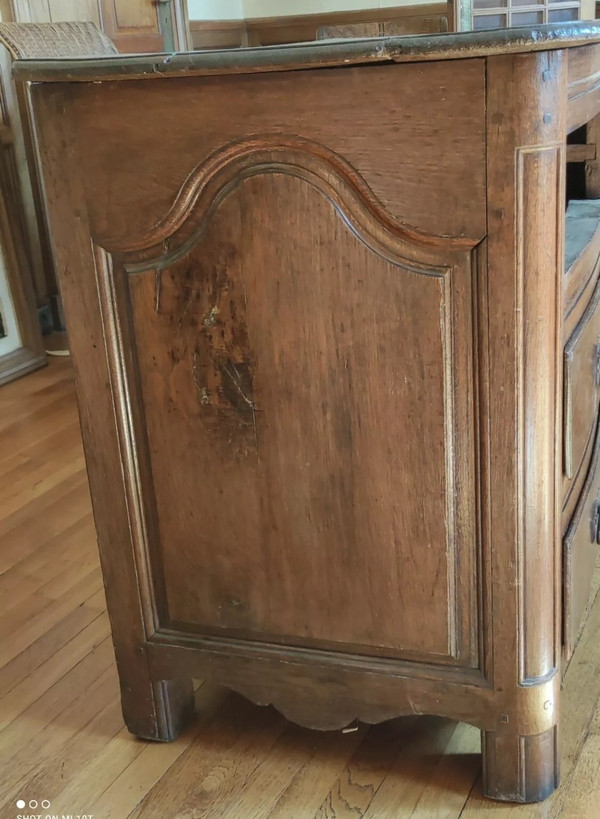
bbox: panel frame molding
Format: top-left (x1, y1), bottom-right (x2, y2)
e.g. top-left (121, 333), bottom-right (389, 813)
top-left (92, 134), bottom-right (488, 680)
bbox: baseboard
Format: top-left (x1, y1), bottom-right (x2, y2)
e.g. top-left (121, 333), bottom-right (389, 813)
top-left (0, 345), bottom-right (46, 386)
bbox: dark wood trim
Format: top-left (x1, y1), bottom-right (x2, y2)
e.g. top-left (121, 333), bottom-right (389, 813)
top-left (567, 142), bottom-right (597, 159)
top-left (246, 4), bottom-right (451, 45)
top-left (14, 23), bottom-right (600, 83)
top-left (244, 4), bottom-right (450, 30)
top-left (190, 20), bottom-right (246, 51)
top-left (190, 3), bottom-right (452, 49)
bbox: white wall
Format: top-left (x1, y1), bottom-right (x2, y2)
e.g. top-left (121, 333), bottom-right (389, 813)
top-left (188, 0), bottom-right (244, 20)
top-left (243, 0), bottom-right (436, 16)
top-left (243, 1), bottom-right (384, 16)
top-left (188, 0), bottom-right (432, 20)
top-left (581, 0), bottom-right (595, 18)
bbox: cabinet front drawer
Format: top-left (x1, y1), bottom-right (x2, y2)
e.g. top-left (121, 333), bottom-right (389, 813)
top-left (564, 277), bottom-right (600, 481)
top-left (564, 423), bottom-right (600, 660)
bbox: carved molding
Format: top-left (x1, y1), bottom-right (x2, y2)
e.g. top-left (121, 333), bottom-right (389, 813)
top-left (515, 145), bottom-right (564, 685)
top-left (146, 632), bottom-right (559, 734)
top-left (99, 135), bottom-right (478, 270)
top-left (92, 244), bottom-right (165, 636)
top-left (225, 672), bottom-right (559, 733)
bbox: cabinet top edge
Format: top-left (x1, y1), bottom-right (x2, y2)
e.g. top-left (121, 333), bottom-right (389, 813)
top-left (10, 21), bottom-right (600, 83)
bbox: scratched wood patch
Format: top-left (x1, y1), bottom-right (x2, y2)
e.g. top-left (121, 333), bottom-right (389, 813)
top-left (131, 192), bottom-right (258, 459)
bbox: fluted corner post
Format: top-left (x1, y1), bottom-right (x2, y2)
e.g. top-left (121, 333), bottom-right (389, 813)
top-left (482, 49), bottom-right (566, 802)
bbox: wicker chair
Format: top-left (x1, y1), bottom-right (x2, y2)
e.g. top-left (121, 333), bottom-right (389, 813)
top-left (0, 20), bottom-right (116, 59)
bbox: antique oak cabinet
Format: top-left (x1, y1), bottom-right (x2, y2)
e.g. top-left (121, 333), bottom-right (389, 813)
top-left (11, 21), bottom-right (600, 802)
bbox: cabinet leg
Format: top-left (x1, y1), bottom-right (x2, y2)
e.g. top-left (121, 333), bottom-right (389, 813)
top-left (482, 725), bottom-right (559, 803)
top-left (120, 673), bottom-right (195, 742)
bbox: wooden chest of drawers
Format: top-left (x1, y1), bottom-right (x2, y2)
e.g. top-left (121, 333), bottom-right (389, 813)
top-left (11, 21), bottom-right (600, 803)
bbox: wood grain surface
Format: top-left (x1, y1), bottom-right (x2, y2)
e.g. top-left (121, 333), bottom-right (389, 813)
top-left (12, 22), bottom-right (600, 84)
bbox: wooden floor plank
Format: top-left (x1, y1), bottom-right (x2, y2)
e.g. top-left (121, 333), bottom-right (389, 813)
top-left (360, 717), bottom-right (463, 819)
top-left (35, 723), bottom-right (145, 817)
top-left (0, 417), bottom-right (80, 477)
top-left (0, 647), bottom-right (117, 801)
top-left (551, 703), bottom-right (600, 818)
top-left (0, 516), bottom-right (96, 611)
top-left (0, 449), bottom-right (86, 520)
top-left (0, 473), bottom-right (90, 570)
top-left (267, 725), bottom-right (368, 819)
top-left (49, 684), bottom-right (226, 818)
top-left (0, 378), bottom-right (74, 425)
top-left (0, 513), bottom-right (94, 592)
top-left (0, 567), bottom-right (104, 668)
top-left (86, 684), bottom-right (219, 819)
top-left (1, 696), bottom-right (125, 817)
top-left (128, 693), bottom-right (286, 819)
top-left (314, 717), bottom-right (421, 818)
top-left (201, 722), bottom-right (362, 819)
top-left (0, 599), bottom-right (106, 697)
top-left (0, 361), bottom-right (72, 405)
top-left (407, 723), bottom-right (481, 818)
top-left (0, 388), bottom-right (78, 451)
top-left (0, 611), bottom-right (110, 731)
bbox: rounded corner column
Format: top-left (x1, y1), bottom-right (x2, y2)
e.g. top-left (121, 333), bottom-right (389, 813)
top-left (482, 724), bottom-right (559, 803)
top-left (484, 49), bottom-right (567, 803)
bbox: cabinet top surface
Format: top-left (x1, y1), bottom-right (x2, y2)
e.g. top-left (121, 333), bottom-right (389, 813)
top-left (11, 21), bottom-right (600, 83)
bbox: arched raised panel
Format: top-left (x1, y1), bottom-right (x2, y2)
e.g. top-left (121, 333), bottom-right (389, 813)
top-left (102, 145), bottom-right (481, 667)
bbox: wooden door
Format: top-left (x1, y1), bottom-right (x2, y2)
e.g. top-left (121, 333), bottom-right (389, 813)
top-left (100, 0), bottom-right (165, 52)
top-left (100, 0), bottom-right (189, 52)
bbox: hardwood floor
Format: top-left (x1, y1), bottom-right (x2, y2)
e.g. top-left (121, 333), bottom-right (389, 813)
top-left (1, 357), bottom-right (599, 818)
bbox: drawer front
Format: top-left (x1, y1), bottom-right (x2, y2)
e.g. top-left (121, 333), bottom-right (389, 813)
top-left (564, 423), bottom-right (600, 660)
top-left (564, 277), bottom-right (600, 481)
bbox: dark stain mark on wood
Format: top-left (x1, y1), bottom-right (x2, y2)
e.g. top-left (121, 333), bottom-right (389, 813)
top-left (219, 359), bottom-right (256, 416)
top-left (159, 240), bottom-right (257, 453)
